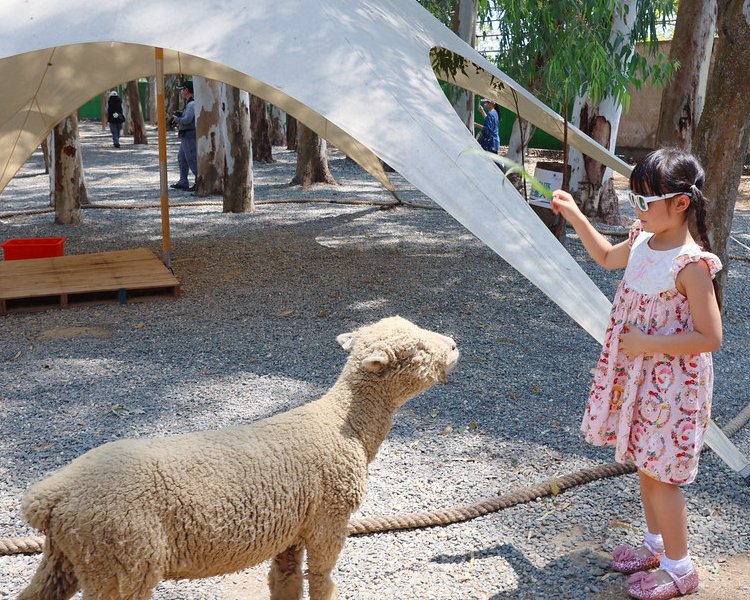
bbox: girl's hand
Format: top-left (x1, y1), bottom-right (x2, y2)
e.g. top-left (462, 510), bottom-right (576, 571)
top-left (618, 325), bottom-right (649, 359)
top-left (551, 189), bottom-right (583, 222)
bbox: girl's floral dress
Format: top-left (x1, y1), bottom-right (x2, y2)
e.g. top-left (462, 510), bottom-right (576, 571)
top-left (582, 221), bottom-right (721, 484)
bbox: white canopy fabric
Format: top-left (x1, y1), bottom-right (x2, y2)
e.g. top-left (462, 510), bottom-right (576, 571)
top-left (0, 0), bottom-right (628, 344)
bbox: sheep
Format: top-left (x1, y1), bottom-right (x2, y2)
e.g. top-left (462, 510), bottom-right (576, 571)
top-left (17, 316), bottom-right (459, 600)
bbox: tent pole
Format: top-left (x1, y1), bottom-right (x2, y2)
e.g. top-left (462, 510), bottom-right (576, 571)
top-left (155, 47), bottom-right (172, 271)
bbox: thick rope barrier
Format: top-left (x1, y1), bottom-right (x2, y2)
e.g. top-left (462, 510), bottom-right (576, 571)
top-left (347, 461), bottom-right (635, 536)
top-left (1, 407), bottom-right (748, 554)
top-left (0, 536), bottom-right (44, 555)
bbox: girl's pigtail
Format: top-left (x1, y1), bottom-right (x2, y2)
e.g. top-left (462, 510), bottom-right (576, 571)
top-left (691, 184), bottom-right (713, 253)
top-left (690, 183), bottom-right (722, 310)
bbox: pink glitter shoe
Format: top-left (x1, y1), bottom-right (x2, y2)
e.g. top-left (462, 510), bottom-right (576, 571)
top-left (611, 542), bottom-right (664, 573)
top-left (627, 566), bottom-right (699, 599)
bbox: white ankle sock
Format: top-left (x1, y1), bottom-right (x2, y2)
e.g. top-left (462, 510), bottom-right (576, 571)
top-left (660, 554), bottom-right (693, 577)
top-left (644, 531), bottom-right (664, 553)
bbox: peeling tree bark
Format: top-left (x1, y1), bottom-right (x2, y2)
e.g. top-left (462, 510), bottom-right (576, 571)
top-left (655, 0), bottom-right (716, 150)
top-left (194, 77), bottom-right (225, 196)
top-left (451, 0), bottom-right (478, 132)
top-left (222, 86), bottom-right (254, 213)
top-left (693, 0), bottom-right (750, 298)
top-left (568, 0), bottom-right (636, 222)
top-left (50, 113), bottom-right (89, 224)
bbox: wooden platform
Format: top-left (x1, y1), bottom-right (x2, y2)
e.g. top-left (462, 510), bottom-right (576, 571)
top-left (0, 248), bottom-right (181, 314)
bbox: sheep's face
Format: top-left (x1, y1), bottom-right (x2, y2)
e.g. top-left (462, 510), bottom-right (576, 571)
top-left (337, 316), bottom-right (459, 406)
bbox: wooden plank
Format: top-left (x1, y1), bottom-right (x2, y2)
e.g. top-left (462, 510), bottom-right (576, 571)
top-left (0, 248), bottom-right (180, 314)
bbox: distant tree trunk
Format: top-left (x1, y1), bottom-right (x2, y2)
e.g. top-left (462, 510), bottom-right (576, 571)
top-left (271, 106), bottom-right (287, 146)
top-left (568, 0), bottom-right (636, 221)
top-left (286, 115), bottom-right (298, 151)
top-left (123, 80), bottom-right (148, 144)
top-left (194, 77), bottom-right (225, 196)
top-left (222, 87), bottom-right (254, 213)
top-left (655, 0), bottom-right (716, 150)
top-left (100, 92), bottom-right (108, 130)
top-left (146, 77), bottom-right (158, 125)
top-left (290, 123), bottom-right (337, 186)
top-left (165, 74), bottom-right (182, 129)
top-left (250, 95), bottom-right (274, 163)
top-left (50, 113), bottom-right (89, 223)
top-left (41, 138), bottom-right (50, 174)
top-left (451, 0), bottom-right (478, 131)
top-left (505, 118), bottom-right (534, 168)
top-left (693, 0), bottom-right (750, 299)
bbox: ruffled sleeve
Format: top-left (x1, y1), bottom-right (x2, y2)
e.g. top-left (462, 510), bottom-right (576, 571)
top-left (628, 220), bottom-right (644, 247)
top-left (671, 248), bottom-right (723, 280)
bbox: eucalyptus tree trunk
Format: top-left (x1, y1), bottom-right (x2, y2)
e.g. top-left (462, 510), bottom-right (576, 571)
top-left (451, 0), bottom-right (478, 131)
top-left (286, 115), bottom-right (298, 151)
top-left (221, 87), bottom-right (254, 213)
top-left (49, 113), bottom-right (89, 223)
top-left (123, 80), bottom-right (148, 144)
top-left (693, 0), bottom-right (750, 299)
top-left (271, 106), bottom-right (287, 146)
top-left (655, 0), bottom-right (716, 150)
top-left (568, 0), bottom-right (636, 222)
top-left (165, 74), bottom-right (182, 126)
top-left (290, 123), bottom-right (337, 186)
top-left (194, 77), bottom-right (225, 196)
top-left (146, 77), bottom-right (158, 124)
top-left (251, 95), bottom-right (274, 163)
top-left (505, 118), bottom-right (534, 168)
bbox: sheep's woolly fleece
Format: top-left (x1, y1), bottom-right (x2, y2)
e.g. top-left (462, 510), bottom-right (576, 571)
top-left (16, 317), bottom-right (458, 600)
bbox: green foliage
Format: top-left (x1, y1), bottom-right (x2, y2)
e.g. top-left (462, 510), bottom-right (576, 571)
top-left (421, 0), bottom-right (677, 115)
top-left (490, 0), bottom-right (676, 112)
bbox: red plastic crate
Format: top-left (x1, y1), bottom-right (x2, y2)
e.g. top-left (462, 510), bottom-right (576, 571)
top-left (1, 237), bottom-right (67, 260)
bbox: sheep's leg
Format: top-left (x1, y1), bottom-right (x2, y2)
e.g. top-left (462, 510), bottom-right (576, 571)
top-left (268, 544), bottom-right (304, 600)
top-left (16, 548), bottom-right (79, 600)
top-left (305, 530), bottom-right (346, 600)
top-left (76, 569), bottom-right (161, 600)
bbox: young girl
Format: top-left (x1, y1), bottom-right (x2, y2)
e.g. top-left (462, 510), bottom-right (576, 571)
top-left (551, 148), bottom-right (722, 600)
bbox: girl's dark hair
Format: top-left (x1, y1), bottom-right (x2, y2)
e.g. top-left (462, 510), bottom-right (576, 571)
top-left (630, 147), bottom-right (721, 309)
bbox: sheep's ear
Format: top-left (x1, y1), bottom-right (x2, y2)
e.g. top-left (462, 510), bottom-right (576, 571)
top-left (362, 351), bottom-right (389, 374)
top-left (337, 332), bottom-right (355, 350)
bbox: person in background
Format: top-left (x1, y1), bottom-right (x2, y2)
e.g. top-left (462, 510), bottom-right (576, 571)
top-left (551, 148), bottom-right (722, 600)
top-left (170, 80), bottom-right (197, 191)
top-left (105, 90), bottom-right (124, 148)
top-left (475, 97), bottom-right (500, 154)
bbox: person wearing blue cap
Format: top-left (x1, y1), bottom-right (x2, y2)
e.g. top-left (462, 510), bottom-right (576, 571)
top-left (475, 97), bottom-right (500, 155)
top-left (170, 80), bottom-right (197, 191)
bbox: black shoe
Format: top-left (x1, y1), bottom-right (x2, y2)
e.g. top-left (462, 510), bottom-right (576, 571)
top-left (170, 182), bottom-right (189, 190)
top-left (114, 143), bottom-right (120, 148)
top-left (187, 184), bottom-right (196, 192)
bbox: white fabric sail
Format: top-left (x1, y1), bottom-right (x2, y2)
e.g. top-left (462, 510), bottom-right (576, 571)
top-left (0, 0), bottom-right (624, 342)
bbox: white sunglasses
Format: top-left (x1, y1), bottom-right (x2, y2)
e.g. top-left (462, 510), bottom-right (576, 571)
top-left (627, 190), bottom-right (691, 212)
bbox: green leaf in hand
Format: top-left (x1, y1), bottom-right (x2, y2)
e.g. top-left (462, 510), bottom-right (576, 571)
top-left (460, 148), bottom-right (554, 200)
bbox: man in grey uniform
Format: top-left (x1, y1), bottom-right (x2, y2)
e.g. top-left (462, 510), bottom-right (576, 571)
top-left (170, 80), bottom-right (197, 191)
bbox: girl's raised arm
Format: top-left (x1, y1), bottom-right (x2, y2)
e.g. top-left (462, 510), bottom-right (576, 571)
top-left (551, 190), bottom-right (629, 270)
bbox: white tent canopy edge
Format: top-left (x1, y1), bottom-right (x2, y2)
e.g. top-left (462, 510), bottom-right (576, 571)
top-left (0, 0), bottom-right (617, 342)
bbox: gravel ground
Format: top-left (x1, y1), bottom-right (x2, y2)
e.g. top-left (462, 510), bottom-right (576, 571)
top-left (1, 121), bottom-right (749, 599)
